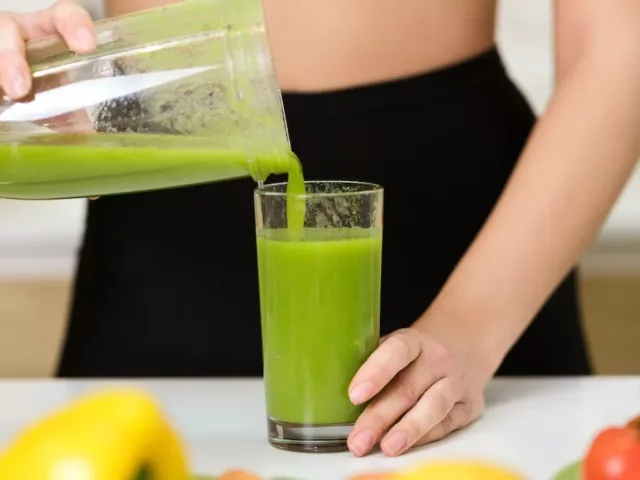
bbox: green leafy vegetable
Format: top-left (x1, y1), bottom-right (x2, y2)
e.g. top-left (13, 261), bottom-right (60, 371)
top-left (553, 460), bottom-right (581, 480)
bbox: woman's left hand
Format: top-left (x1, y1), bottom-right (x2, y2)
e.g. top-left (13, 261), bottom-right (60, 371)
top-left (346, 327), bottom-right (488, 457)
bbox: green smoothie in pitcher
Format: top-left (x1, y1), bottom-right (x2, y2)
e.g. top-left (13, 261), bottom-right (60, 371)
top-left (0, 133), bottom-right (294, 199)
top-left (257, 226), bottom-right (382, 425)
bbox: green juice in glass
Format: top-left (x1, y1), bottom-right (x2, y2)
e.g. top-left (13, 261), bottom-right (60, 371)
top-left (257, 226), bottom-right (382, 425)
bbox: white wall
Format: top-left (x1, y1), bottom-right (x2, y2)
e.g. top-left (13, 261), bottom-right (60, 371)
top-left (0, 0), bottom-right (639, 278)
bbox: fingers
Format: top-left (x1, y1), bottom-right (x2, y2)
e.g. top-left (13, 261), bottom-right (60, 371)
top-left (0, 15), bottom-right (30, 99)
top-left (348, 329), bottom-right (422, 405)
top-left (348, 363), bottom-right (439, 456)
top-left (380, 376), bottom-right (462, 456)
top-left (415, 401), bottom-right (474, 447)
top-left (0, 1), bottom-right (96, 100)
top-left (50, 0), bottom-right (96, 53)
top-left (17, 1), bottom-right (96, 52)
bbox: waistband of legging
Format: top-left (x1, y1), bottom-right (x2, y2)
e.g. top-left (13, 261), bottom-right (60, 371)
top-left (280, 45), bottom-right (508, 118)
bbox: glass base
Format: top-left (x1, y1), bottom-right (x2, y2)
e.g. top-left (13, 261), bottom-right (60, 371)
top-left (267, 417), bottom-right (353, 453)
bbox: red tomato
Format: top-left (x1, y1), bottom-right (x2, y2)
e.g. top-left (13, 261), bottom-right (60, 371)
top-left (584, 416), bottom-right (640, 480)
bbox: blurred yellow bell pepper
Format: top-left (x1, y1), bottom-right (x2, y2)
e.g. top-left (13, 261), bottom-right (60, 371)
top-left (0, 388), bottom-right (189, 480)
top-left (349, 460), bottom-right (526, 480)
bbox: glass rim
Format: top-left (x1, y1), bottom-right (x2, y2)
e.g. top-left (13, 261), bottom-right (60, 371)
top-left (255, 180), bottom-right (383, 199)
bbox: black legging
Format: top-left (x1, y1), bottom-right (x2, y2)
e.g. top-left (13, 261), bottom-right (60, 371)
top-left (58, 48), bottom-right (592, 377)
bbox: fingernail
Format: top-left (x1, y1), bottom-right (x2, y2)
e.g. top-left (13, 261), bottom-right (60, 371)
top-left (348, 429), bottom-right (374, 456)
top-left (382, 432), bottom-right (406, 456)
top-left (76, 27), bottom-right (95, 51)
top-left (349, 382), bottom-right (373, 405)
top-left (6, 68), bottom-right (28, 98)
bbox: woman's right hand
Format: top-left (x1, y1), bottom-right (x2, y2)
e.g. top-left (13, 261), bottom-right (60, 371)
top-left (0, 0), bottom-right (96, 100)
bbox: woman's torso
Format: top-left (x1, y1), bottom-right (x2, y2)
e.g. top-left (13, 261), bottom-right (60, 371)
top-left (106, 0), bottom-right (497, 91)
top-left (59, 0), bottom-right (593, 377)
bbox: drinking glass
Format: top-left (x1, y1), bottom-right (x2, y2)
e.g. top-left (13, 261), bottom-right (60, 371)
top-left (254, 180), bottom-right (383, 452)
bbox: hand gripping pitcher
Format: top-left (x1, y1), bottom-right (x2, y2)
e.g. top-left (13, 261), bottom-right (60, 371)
top-left (0, 0), bottom-right (292, 200)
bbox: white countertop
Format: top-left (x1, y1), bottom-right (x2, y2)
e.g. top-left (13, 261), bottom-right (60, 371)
top-left (0, 378), bottom-right (638, 479)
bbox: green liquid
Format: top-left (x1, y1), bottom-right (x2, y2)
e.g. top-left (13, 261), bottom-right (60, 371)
top-left (0, 134), bottom-right (293, 200)
top-left (257, 227), bottom-right (382, 425)
top-left (284, 153), bottom-right (305, 230)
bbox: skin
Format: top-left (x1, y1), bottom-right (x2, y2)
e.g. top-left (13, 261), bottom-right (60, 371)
top-left (2, 0), bottom-right (640, 460)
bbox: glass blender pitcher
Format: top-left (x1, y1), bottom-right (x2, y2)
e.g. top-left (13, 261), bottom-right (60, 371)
top-left (0, 0), bottom-right (292, 200)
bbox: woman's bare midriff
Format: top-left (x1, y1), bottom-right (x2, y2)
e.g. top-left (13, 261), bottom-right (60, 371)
top-left (107, 0), bottom-right (496, 92)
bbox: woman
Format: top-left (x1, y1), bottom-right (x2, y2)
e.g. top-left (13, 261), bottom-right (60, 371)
top-left (2, 0), bottom-right (640, 458)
